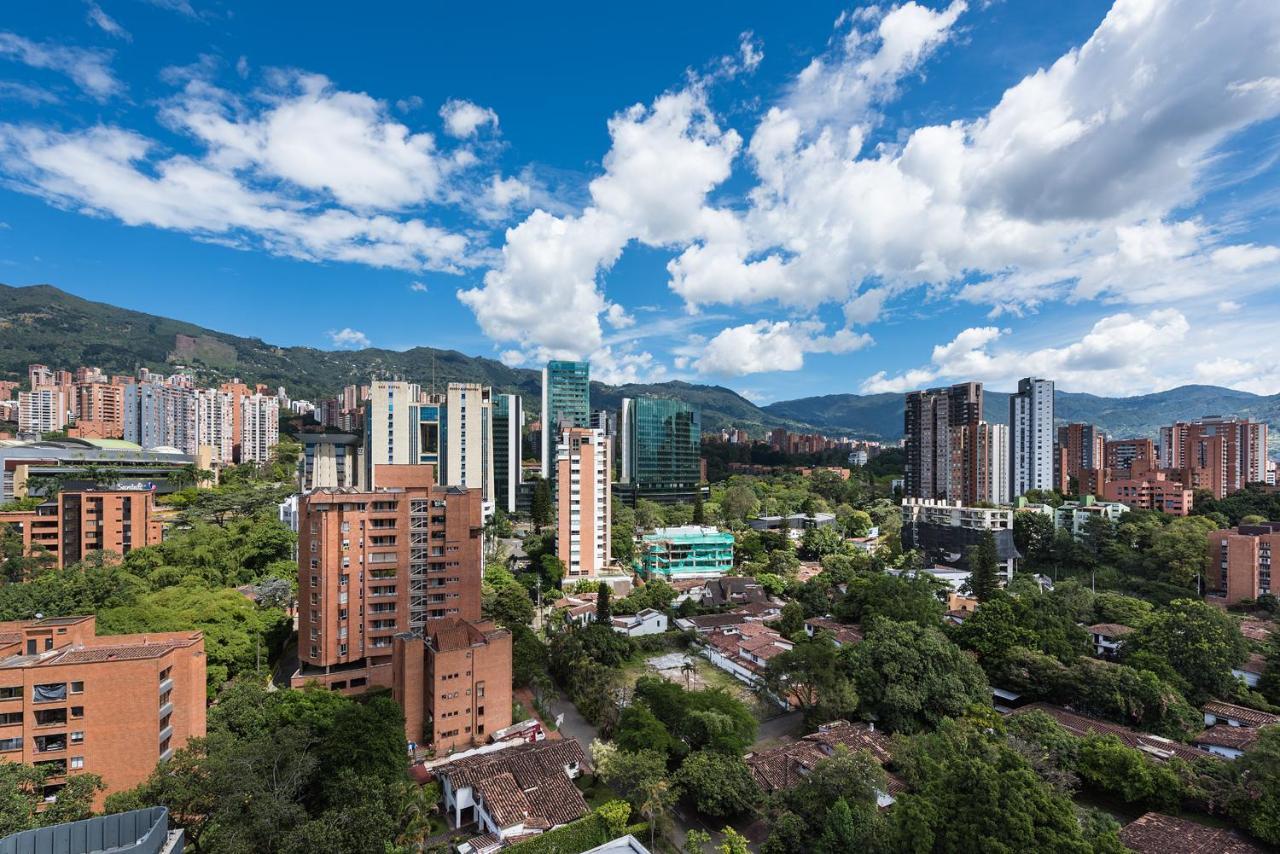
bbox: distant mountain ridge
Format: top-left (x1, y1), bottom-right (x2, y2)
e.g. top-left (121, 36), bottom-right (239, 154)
top-left (0, 283), bottom-right (808, 434)
top-left (763, 386), bottom-right (1280, 445)
top-left (2, 283), bottom-right (1274, 442)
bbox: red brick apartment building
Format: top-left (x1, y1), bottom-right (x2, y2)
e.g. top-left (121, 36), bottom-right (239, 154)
top-left (0, 615), bottom-right (205, 807)
top-left (292, 465), bottom-right (484, 692)
top-left (392, 618), bottom-right (512, 753)
top-left (1206, 523), bottom-right (1280, 605)
top-left (0, 490), bottom-right (163, 570)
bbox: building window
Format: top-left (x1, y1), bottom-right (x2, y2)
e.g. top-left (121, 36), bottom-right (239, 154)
top-left (70, 756), bottom-right (84, 770)
top-left (70, 707), bottom-right (83, 719)
top-left (70, 731), bottom-right (84, 744)
top-left (70, 681), bottom-right (84, 694)
top-left (0, 687), bottom-right (18, 701)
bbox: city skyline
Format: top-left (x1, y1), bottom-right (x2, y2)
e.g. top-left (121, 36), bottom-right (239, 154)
top-left (1, 1), bottom-right (1277, 405)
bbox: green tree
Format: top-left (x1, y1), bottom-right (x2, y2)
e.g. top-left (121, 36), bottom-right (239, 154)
top-left (674, 750), bottom-right (760, 817)
top-left (1225, 726), bottom-right (1280, 846)
top-left (890, 716), bottom-right (1101, 854)
top-left (1123, 598), bottom-right (1249, 703)
top-left (635, 500), bottom-right (664, 531)
top-left (0, 763), bottom-right (103, 837)
top-left (837, 572), bottom-right (945, 627)
top-left (800, 526), bottom-right (844, 559)
top-left (531, 479), bottom-right (553, 531)
top-left (692, 492), bottom-right (706, 525)
top-left (720, 484), bottom-right (759, 524)
top-left (615, 703), bottom-right (679, 758)
top-left (1013, 511), bottom-right (1056, 569)
top-left (777, 600), bottom-right (806, 637)
top-left (966, 530), bottom-right (1001, 602)
top-left (761, 812), bottom-right (808, 854)
top-left (596, 581), bottom-right (611, 623)
top-left (951, 594), bottom-right (1036, 661)
top-left (850, 618), bottom-right (990, 733)
top-left (760, 634), bottom-right (859, 727)
top-left (715, 827), bottom-right (749, 854)
top-left (815, 798), bottom-right (866, 854)
top-left (1146, 515), bottom-right (1219, 588)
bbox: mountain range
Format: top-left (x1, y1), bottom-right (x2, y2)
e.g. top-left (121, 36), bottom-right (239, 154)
top-left (3, 283), bottom-right (1277, 443)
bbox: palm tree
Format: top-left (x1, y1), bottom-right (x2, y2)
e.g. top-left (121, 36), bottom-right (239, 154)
top-left (639, 778), bottom-right (674, 853)
top-left (680, 659), bottom-right (697, 689)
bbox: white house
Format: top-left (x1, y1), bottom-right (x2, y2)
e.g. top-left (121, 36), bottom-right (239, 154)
top-left (435, 739), bottom-right (589, 846)
top-left (1086, 623), bottom-right (1133, 658)
top-left (610, 608), bottom-right (667, 637)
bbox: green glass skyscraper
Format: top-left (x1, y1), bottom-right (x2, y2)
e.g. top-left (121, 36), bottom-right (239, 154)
top-left (619, 396), bottom-right (702, 504)
top-left (541, 360), bottom-right (590, 477)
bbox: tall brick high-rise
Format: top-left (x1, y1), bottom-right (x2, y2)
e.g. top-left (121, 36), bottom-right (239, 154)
top-left (904, 382), bottom-right (982, 501)
top-left (292, 465), bottom-right (483, 692)
top-left (1160, 417), bottom-right (1268, 499)
top-left (1056, 423), bottom-right (1106, 493)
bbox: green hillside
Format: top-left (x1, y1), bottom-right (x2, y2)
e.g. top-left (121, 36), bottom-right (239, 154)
top-left (0, 283), bottom-right (806, 433)
top-left (4, 283), bottom-right (1274, 443)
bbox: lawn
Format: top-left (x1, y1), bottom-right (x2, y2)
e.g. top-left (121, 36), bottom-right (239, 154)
top-left (618, 651), bottom-right (768, 717)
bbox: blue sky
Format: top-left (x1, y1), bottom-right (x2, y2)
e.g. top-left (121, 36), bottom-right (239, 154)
top-left (1, 0), bottom-right (1278, 402)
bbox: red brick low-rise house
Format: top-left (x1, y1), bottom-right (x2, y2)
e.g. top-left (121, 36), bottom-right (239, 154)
top-left (0, 615), bottom-right (205, 807)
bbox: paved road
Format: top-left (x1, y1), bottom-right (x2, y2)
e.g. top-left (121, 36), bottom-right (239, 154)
top-left (545, 690), bottom-right (599, 750)
top-left (752, 710), bottom-right (804, 748)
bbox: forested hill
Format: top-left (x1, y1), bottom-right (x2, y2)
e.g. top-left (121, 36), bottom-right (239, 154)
top-left (3, 283), bottom-right (1274, 441)
top-left (0, 283), bottom-right (809, 434)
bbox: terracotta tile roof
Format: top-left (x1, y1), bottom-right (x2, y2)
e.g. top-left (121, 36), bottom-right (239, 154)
top-left (746, 721), bottom-right (894, 794)
top-left (44, 641), bottom-right (188, 665)
top-left (464, 832), bottom-right (501, 854)
top-left (1086, 623), bottom-right (1134, 637)
top-left (1194, 726), bottom-right (1263, 751)
top-left (428, 618), bottom-right (487, 652)
top-left (1119, 812), bottom-right (1268, 853)
top-left (1203, 701), bottom-right (1280, 728)
top-left (476, 772), bottom-right (533, 828)
top-left (523, 766), bottom-right (590, 827)
top-left (805, 617), bottom-right (863, 645)
top-left (1010, 703), bottom-right (1216, 762)
top-left (435, 739), bottom-right (589, 793)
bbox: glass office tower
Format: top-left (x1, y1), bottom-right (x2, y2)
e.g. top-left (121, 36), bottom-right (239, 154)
top-left (492, 393), bottom-right (523, 514)
top-left (619, 396), bottom-right (702, 504)
top-left (540, 360), bottom-right (590, 478)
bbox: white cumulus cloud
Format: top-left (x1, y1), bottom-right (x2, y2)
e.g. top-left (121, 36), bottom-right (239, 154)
top-left (439, 99), bottom-right (499, 138)
top-left (328, 328), bottom-right (371, 349)
top-left (694, 320), bottom-right (872, 376)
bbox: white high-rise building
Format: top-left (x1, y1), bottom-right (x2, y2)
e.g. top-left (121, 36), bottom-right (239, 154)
top-left (1010, 377), bottom-right (1055, 498)
top-left (195, 388), bottom-right (235, 463)
top-left (240, 393), bottom-right (280, 464)
top-left (556, 426), bottom-right (611, 578)
top-left (443, 383), bottom-right (494, 519)
top-left (17, 388), bottom-right (68, 436)
top-left (365, 380), bottom-right (420, 485)
top-left (983, 422), bottom-right (1010, 506)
